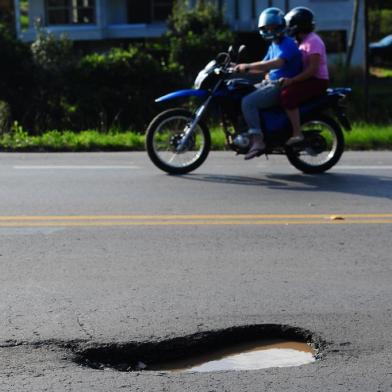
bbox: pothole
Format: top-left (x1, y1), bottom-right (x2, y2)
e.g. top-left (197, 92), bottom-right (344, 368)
top-left (149, 339), bottom-right (315, 372)
top-left (74, 324), bottom-right (322, 373)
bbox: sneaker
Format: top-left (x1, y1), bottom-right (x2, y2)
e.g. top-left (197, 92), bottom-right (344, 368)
top-left (244, 142), bottom-right (266, 160)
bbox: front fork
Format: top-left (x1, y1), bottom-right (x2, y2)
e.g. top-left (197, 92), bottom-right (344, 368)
top-left (176, 78), bottom-right (226, 152)
top-left (176, 95), bottom-right (213, 153)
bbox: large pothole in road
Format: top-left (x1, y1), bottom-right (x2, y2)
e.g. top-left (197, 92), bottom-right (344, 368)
top-left (73, 324), bottom-right (322, 373)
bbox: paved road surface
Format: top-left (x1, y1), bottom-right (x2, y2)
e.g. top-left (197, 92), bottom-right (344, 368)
top-left (0, 151), bottom-right (391, 391)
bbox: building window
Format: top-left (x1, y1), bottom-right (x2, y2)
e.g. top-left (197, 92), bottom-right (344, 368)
top-left (127, 0), bottom-right (173, 24)
top-left (46, 0), bottom-right (95, 25)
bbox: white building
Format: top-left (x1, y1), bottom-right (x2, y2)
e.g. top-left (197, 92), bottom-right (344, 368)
top-left (14, 0), bottom-right (365, 66)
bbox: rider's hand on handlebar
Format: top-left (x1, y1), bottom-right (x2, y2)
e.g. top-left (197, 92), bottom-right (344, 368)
top-left (234, 63), bottom-right (250, 73)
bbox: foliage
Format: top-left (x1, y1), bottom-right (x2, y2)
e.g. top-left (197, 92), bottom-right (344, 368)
top-left (0, 21), bottom-right (185, 134)
top-left (31, 25), bottom-right (74, 72)
top-left (0, 123), bottom-right (391, 152)
top-left (2, 1), bottom-right (391, 134)
top-left (369, 9), bottom-right (392, 41)
top-left (0, 123), bottom-right (145, 151)
top-left (370, 67), bottom-right (392, 78)
top-left (0, 24), bottom-right (35, 128)
top-left (0, 121), bottom-right (31, 149)
top-left (0, 2), bottom-right (235, 134)
top-left (29, 27), bottom-right (77, 132)
top-left (0, 100), bottom-right (11, 133)
top-left (344, 123), bottom-right (392, 150)
top-left (328, 62), bottom-right (392, 123)
top-left (369, 1), bottom-right (392, 11)
top-left (71, 46), bottom-right (181, 132)
top-left (166, 0), bottom-right (234, 81)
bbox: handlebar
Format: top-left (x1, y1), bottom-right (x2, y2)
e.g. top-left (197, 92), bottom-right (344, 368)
top-left (214, 66), bottom-right (236, 76)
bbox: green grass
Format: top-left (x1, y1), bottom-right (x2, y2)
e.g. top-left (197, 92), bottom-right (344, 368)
top-left (370, 66), bottom-right (392, 79)
top-left (344, 123), bottom-right (392, 150)
top-left (0, 127), bottom-right (145, 152)
top-left (0, 122), bottom-right (391, 152)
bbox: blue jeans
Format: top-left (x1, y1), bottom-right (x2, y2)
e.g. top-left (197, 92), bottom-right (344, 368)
top-left (241, 80), bottom-right (281, 135)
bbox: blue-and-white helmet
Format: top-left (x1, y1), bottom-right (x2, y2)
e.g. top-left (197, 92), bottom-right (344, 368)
top-left (258, 7), bottom-right (286, 41)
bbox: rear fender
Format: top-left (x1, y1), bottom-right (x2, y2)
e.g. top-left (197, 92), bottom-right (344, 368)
top-left (335, 109), bottom-right (352, 131)
top-left (155, 89), bottom-right (209, 103)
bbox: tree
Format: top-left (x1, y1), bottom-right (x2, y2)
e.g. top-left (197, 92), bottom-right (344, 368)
top-left (166, 0), bottom-right (234, 81)
top-left (0, 0), bottom-right (16, 29)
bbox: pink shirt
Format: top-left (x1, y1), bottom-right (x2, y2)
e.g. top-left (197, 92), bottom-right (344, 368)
top-left (299, 32), bottom-right (329, 80)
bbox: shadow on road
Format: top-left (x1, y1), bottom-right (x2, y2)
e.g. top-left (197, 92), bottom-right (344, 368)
top-left (181, 174), bottom-right (281, 187)
top-left (181, 172), bottom-right (392, 199)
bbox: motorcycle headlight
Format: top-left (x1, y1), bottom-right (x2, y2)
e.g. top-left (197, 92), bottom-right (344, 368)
top-left (194, 70), bottom-right (208, 89)
top-left (194, 60), bottom-right (217, 89)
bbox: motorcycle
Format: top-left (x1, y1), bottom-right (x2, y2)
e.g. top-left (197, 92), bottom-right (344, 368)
top-left (146, 46), bottom-right (352, 175)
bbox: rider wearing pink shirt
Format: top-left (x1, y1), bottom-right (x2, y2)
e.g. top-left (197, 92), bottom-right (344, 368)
top-left (300, 32), bottom-right (329, 80)
top-left (280, 7), bottom-right (329, 145)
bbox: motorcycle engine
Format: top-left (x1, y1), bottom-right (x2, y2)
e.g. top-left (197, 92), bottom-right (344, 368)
top-left (233, 132), bottom-right (251, 150)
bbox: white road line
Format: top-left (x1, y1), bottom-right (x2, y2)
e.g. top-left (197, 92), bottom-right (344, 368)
top-left (13, 165), bottom-right (140, 170)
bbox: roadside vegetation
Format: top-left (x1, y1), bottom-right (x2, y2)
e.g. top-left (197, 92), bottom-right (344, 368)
top-left (0, 1), bottom-right (233, 135)
top-left (0, 0), bottom-right (391, 151)
top-left (1, 121), bottom-right (391, 152)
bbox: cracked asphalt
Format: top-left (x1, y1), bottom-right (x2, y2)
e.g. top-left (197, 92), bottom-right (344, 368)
top-left (0, 151), bottom-right (391, 391)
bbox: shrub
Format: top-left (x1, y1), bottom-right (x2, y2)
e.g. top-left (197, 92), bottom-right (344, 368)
top-left (70, 46), bottom-right (181, 132)
top-left (369, 9), bottom-right (392, 41)
top-left (0, 24), bottom-right (35, 129)
top-left (329, 63), bottom-right (392, 123)
top-left (29, 27), bottom-right (77, 132)
top-left (31, 26), bottom-right (75, 72)
top-left (0, 100), bottom-right (11, 133)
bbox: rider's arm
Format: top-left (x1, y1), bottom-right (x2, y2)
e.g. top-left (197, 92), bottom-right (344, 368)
top-left (282, 54), bottom-right (320, 86)
top-left (236, 58), bottom-right (285, 74)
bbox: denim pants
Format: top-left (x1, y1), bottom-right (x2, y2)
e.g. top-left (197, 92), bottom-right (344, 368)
top-left (241, 80), bottom-right (281, 135)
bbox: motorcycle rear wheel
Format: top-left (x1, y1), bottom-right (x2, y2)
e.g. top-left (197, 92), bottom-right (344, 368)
top-left (146, 108), bottom-right (211, 174)
top-left (285, 115), bottom-right (344, 174)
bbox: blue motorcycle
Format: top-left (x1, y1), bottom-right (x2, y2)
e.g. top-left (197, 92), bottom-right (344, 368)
top-left (146, 47), bottom-right (351, 175)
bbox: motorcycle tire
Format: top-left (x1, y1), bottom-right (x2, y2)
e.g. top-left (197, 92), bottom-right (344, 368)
top-left (146, 108), bottom-right (211, 175)
top-left (285, 114), bottom-right (344, 174)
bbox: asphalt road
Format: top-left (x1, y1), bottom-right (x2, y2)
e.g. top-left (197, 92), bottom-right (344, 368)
top-left (0, 151), bottom-right (391, 391)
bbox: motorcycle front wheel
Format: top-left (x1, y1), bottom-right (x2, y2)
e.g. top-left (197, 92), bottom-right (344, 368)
top-left (146, 108), bottom-right (211, 174)
top-left (285, 115), bottom-right (344, 174)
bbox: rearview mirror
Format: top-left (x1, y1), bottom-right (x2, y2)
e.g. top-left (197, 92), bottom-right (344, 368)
top-left (237, 45), bottom-right (247, 62)
top-left (228, 45), bottom-right (236, 60)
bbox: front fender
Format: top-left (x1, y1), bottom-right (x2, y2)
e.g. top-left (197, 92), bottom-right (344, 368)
top-left (155, 89), bottom-right (209, 103)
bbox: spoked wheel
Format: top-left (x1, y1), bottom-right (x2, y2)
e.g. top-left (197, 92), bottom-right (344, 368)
top-left (146, 108), bottom-right (211, 174)
top-left (286, 115), bottom-right (344, 174)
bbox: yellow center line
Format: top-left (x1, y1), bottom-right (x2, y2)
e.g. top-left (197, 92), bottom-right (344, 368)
top-left (0, 214), bottom-right (390, 227)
